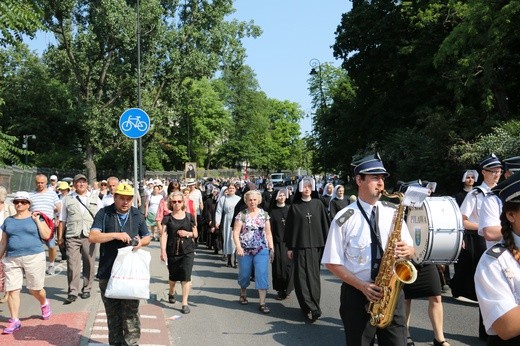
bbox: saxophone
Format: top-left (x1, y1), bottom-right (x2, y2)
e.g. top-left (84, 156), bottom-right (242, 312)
top-left (367, 190), bottom-right (418, 328)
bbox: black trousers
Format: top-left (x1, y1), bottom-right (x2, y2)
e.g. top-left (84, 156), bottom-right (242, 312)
top-left (340, 283), bottom-right (407, 346)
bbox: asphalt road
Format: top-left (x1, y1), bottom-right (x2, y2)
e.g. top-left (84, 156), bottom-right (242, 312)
top-left (164, 245), bottom-right (486, 346)
top-left (2, 240), bottom-right (486, 345)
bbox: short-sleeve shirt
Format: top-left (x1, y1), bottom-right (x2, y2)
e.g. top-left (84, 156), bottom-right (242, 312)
top-left (30, 190), bottom-right (60, 219)
top-left (475, 235), bottom-right (520, 335)
top-left (1, 216), bottom-right (44, 257)
top-left (459, 182), bottom-right (492, 225)
top-left (90, 205), bottom-right (150, 279)
top-left (235, 209), bottom-right (270, 255)
top-left (321, 199), bottom-right (413, 283)
top-left (478, 194), bottom-right (502, 248)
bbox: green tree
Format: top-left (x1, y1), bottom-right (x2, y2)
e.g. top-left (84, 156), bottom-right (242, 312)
top-left (324, 0), bottom-right (520, 191)
top-left (0, 0), bottom-right (44, 46)
top-left (0, 0), bottom-right (45, 165)
top-left (34, 0), bottom-right (259, 179)
top-left (179, 77), bottom-right (232, 170)
top-left (262, 98), bottom-right (304, 172)
top-left (1, 45), bottom-right (76, 168)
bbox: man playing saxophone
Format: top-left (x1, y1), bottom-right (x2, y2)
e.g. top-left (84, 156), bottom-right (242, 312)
top-left (322, 153), bottom-right (415, 345)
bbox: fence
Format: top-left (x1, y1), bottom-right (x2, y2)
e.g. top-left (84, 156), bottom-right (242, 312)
top-left (0, 165), bottom-right (86, 194)
top-left (0, 166), bottom-right (38, 194)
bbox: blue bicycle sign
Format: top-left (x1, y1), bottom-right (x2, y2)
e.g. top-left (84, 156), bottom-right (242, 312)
top-left (119, 108), bottom-right (150, 139)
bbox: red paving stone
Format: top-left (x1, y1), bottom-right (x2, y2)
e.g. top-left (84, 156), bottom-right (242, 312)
top-left (0, 311), bottom-right (89, 346)
top-left (88, 304), bottom-right (170, 346)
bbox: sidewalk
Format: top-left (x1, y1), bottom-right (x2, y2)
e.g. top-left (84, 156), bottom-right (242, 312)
top-left (0, 241), bottom-right (172, 346)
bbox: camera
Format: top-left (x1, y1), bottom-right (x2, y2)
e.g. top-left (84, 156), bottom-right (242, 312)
top-left (130, 238), bottom-right (139, 246)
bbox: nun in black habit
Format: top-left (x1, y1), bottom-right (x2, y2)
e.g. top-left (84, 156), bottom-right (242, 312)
top-left (284, 177), bottom-right (330, 322)
top-left (268, 188), bottom-right (294, 300)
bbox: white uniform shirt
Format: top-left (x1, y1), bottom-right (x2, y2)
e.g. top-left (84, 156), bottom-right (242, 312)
top-left (322, 198), bottom-right (414, 282)
top-left (460, 182), bottom-right (492, 225)
top-left (475, 233), bottom-right (520, 336)
top-left (478, 194), bottom-right (502, 248)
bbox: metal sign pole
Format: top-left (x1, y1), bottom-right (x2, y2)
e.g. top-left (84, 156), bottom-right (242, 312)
top-left (134, 139), bottom-right (139, 207)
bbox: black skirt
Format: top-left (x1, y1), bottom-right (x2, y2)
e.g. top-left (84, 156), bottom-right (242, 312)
top-left (403, 263), bottom-right (441, 299)
top-left (167, 252), bottom-right (195, 282)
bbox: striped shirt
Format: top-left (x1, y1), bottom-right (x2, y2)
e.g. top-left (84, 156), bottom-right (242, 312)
top-left (30, 189), bottom-right (60, 219)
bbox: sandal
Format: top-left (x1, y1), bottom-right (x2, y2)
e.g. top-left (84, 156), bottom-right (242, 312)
top-left (407, 336), bottom-right (415, 346)
top-left (239, 295), bottom-right (248, 305)
top-left (258, 304), bottom-right (270, 314)
top-left (168, 293), bottom-right (176, 304)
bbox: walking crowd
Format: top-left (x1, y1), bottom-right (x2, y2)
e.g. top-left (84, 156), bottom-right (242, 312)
top-left (1, 154), bottom-right (520, 345)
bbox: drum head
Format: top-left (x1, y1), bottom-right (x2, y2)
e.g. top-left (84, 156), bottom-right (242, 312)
top-left (407, 197), bottom-right (463, 264)
top-left (407, 203), bottom-right (432, 263)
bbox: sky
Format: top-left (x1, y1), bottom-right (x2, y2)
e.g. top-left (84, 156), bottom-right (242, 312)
top-left (26, 1), bottom-right (352, 134)
top-left (231, 1), bottom-right (351, 134)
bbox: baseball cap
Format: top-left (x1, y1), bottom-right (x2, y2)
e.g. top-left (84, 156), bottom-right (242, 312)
top-left (50, 175), bottom-right (58, 181)
top-left (74, 174), bottom-right (88, 182)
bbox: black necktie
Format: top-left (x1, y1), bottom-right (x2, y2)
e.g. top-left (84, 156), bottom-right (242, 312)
top-left (370, 206), bottom-right (381, 280)
top-left (370, 206), bottom-right (377, 234)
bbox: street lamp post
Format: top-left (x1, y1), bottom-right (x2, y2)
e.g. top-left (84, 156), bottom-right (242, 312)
top-left (309, 58), bottom-right (326, 108)
top-left (22, 134), bottom-right (36, 165)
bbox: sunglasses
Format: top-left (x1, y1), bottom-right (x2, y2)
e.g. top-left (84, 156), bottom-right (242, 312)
top-left (171, 200), bottom-right (183, 204)
top-left (14, 200), bottom-right (29, 205)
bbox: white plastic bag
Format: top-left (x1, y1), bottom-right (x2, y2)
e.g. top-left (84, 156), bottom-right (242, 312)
top-left (105, 246), bottom-right (151, 300)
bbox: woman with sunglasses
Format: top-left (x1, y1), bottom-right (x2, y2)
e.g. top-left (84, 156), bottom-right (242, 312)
top-left (160, 191), bottom-right (197, 314)
top-left (0, 191), bottom-right (53, 334)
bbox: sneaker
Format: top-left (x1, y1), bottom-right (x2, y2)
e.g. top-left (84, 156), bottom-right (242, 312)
top-left (41, 300), bottom-right (52, 320)
top-left (2, 319), bottom-right (21, 334)
top-left (46, 265), bottom-right (55, 275)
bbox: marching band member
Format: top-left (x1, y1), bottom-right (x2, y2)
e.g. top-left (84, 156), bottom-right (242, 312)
top-left (453, 154), bottom-right (502, 340)
top-left (479, 156), bottom-right (520, 247)
top-left (475, 172), bottom-right (520, 345)
top-left (322, 153), bottom-right (414, 345)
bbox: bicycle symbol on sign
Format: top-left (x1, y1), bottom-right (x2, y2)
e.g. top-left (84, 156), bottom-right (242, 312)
top-left (121, 115), bottom-right (149, 132)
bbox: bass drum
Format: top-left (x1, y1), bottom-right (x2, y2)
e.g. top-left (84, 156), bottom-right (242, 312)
top-left (406, 196), bottom-right (463, 264)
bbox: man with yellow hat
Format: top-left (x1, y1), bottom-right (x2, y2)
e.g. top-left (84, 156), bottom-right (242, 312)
top-left (89, 183), bottom-right (151, 346)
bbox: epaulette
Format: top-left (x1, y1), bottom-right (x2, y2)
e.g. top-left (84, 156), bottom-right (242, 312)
top-left (472, 186), bottom-right (486, 196)
top-left (381, 200), bottom-right (398, 209)
top-left (336, 208), bottom-right (354, 227)
top-left (485, 243), bottom-right (507, 259)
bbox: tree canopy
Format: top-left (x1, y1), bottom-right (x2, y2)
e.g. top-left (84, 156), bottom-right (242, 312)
top-left (313, 0), bottom-right (520, 193)
top-left (0, 0), bottom-right (305, 178)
